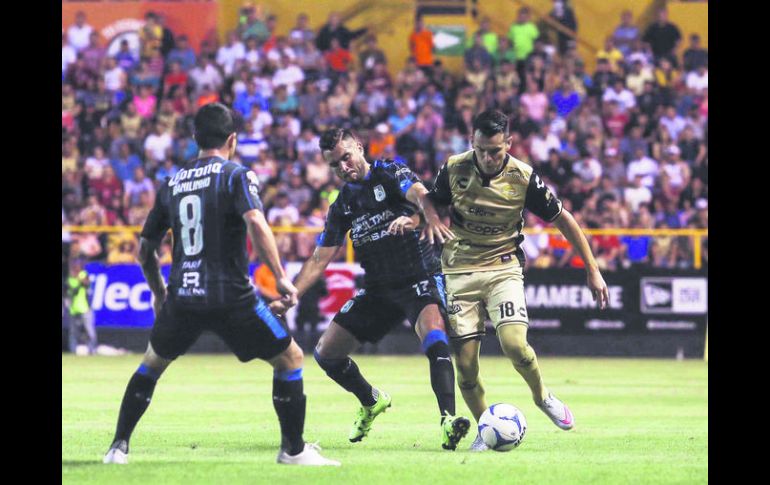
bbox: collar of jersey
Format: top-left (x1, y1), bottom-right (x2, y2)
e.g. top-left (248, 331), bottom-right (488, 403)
top-left (472, 152), bottom-right (510, 183)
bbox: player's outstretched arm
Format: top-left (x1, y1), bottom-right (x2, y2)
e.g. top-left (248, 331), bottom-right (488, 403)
top-left (406, 182), bottom-right (455, 245)
top-left (269, 245), bottom-right (341, 316)
top-left (138, 237), bottom-right (167, 315)
top-left (553, 209), bottom-right (610, 309)
top-left (243, 209), bottom-right (298, 306)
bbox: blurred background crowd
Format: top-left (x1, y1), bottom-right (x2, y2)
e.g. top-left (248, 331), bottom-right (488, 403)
top-left (62, 1), bottom-right (708, 277)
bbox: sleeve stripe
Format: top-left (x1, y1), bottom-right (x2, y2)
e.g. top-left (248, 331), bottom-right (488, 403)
top-left (228, 166), bottom-right (240, 191)
top-left (241, 174), bottom-right (255, 210)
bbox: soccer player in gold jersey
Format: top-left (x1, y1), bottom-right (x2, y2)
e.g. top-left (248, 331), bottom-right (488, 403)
top-left (416, 109), bottom-right (609, 450)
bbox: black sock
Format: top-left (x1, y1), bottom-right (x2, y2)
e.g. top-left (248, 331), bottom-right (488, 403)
top-left (424, 337), bottom-right (456, 421)
top-left (314, 350), bottom-right (376, 406)
top-left (273, 370), bottom-right (306, 456)
top-left (112, 367), bottom-right (159, 449)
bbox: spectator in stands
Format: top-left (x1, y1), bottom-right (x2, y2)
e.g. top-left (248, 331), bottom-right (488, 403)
top-left (62, 31), bottom-right (77, 79)
top-left (140, 11), bottom-right (163, 61)
top-left (290, 13), bottom-right (315, 47)
top-left (157, 13), bottom-right (176, 58)
top-left (508, 7), bottom-right (539, 77)
top-left (123, 166), bottom-right (155, 209)
top-left (572, 154), bottom-right (602, 192)
top-left (682, 33), bottom-right (708, 73)
top-left (189, 56), bottom-right (223, 100)
top-left (520, 78), bottom-right (549, 123)
top-left (132, 85), bottom-right (158, 120)
top-left (167, 35), bottom-right (197, 72)
top-left (548, 0), bottom-right (578, 55)
top-left (217, 31), bottom-right (246, 78)
top-left (596, 37), bottom-right (624, 74)
top-left (469, 16), bottom-right (498, 57)
top-left (611, 10), bottom-right (640, 58)
top-left (324, 37), bottom-right (353, 77)
top-left (589, 58), bottom-right (617, 100)
top-left (359, 34), bottom-right (388, 74)
top-left (464, 32), bottom-right (494, 73)
top-left (67, 11), bottom-right (93, 53)
top-left (84, 146), bottom-right (109, 181)
top-left (530, 123), bottom-right (561, 164)
top-left (144, 120), bottom-right (173, 166)
top-left (114, 39), bottom-right (138, 73)
top-left (240, 4), bottom-right (269, 43)
top-left (316, 11), bottom-right (368, 52)
top-left (642, 7), bottom-right (682, 66)
top-left (81, 32), bottom-right (105, 74)
top-left (273, 55), bottom-right (305, 96)
top-left (551, 77), bottom-right (581, 118)
top-left (410, 16), bottom-right (435, 73)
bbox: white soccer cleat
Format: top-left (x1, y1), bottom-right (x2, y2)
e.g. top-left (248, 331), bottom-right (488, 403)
top-left (103, 447), bottom-right (128, 464)
top-left (276, 442), bottom-right (341, 466)
top-left (537, 392), bottom-right (574, 430)
top-left (469, 433), bottom-right (489, 452)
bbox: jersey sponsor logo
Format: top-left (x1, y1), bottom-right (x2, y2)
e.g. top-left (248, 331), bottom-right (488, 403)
top-left (181, 259), bottom-right (202, 270)
top-left (464, 221), bottom-right (507, 235)
top-left (168, 162), bottom-right (223, 186)
top-left (447, 303), bottom-right (462, 315)
top-left (351, 209), bottom-right (396, 234)
top-left (468, 206), bottom-right (496, 217)
top-left (182, 271), bottom-right (200, 288)
top-left (352, 228), bottom-right (393, 247)
top-left (172, 176), bottom-right (211, 195)
top-left (374, 184), bottom-right (386, 201)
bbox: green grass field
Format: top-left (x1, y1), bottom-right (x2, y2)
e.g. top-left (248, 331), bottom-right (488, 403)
top-left (62, 354), bottom-right (707, 484)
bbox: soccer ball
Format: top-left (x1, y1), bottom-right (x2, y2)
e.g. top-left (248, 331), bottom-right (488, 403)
top-left (478, 403), bottom-right (527, 451)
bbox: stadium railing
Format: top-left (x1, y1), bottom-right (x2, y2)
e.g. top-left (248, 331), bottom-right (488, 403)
top-left (63, 225), bottom-right (708, 269)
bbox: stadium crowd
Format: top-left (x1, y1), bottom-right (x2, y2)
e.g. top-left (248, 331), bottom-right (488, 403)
top-left (62, 3), bottom-right (708, 276)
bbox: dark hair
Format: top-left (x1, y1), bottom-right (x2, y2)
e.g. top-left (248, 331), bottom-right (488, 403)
top-left (472, 110), bottom-right (509, 137)
top-left (319, 128), bottom-right (360, 152)
top-left (194, 103), bottom-right (236, 149)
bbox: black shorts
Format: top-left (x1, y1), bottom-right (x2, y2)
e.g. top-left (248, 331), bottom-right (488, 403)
top-left (150, 297), bottom-right (292, 362)
top-left (334, 274), bottom-right (448, 344)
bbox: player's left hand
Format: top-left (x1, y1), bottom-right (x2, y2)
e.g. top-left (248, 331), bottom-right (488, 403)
top-left (269, 299), bottom-right (291, 316)
top-left (587, 269), bottom-right (609, 309)
top-left (420, 217), bottom-right (455, 245)
top-left (151, 289), bottom-right (167, 316)
top-left (388, 215), bottom-right (418, 235)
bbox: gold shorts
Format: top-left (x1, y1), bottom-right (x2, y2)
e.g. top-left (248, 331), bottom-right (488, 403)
top-left (445, 266), bottom-right (529, 340)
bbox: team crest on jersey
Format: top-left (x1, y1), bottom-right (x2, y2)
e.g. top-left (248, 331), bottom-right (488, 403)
top-left (374, 184), bottom-right (386, 201)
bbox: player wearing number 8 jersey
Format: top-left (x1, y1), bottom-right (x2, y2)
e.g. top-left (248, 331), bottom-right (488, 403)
top-left (270, 128), bottom-right (471, 450)
top-left (417, 110), bottom-right (610, 450)
top-left (103, 103), bottom-right (339, 466)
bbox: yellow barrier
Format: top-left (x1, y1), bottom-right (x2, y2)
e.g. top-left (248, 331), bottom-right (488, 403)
top-left (64, 226), bottom-right (707, 268)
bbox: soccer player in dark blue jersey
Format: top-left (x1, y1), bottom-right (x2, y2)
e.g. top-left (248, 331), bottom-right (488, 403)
top-left (103, 103), bottom-right (339, 466)
top-left (270, 128), bottom-right (470, 450)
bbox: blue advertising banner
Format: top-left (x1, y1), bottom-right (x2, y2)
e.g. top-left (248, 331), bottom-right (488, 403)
top-left (85, 262), bottom-right (261, 327)
top-left (85, 263), bottom-right (170, 327)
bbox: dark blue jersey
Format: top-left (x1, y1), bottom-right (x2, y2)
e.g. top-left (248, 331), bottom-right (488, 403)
top-left (318, 159), bottom-right (441, 288)
top-left (141, 156), bottom-right (263, 308)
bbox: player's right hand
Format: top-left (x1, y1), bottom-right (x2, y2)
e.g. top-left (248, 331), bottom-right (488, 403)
top-left (420, 217), bottom-right (455, 245)
top-left (276, 276), bottom-right (299, 307)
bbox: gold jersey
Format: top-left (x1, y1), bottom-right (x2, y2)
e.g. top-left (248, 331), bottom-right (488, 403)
top-left (429, 150), bottom-right (562, 274)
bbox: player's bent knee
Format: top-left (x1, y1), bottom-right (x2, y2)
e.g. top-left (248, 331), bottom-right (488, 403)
top-left (270, 339), bottom-right (304, 370)
top-left (142, 343), bottom-right (172, 376)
